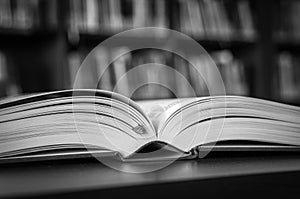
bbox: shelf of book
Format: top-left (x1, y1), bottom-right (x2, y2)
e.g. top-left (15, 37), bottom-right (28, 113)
top-left (274, 39), bottom-right (300, 51)
top-left (0, 0), bottom-right (299, 105)
top-left (0, 28), bottom-right (58, 42)
top-left (67, 32), bottom-right (257, 54)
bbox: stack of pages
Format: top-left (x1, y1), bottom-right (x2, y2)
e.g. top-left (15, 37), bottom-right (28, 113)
top-left (0, 89), bottom-right (300, 162)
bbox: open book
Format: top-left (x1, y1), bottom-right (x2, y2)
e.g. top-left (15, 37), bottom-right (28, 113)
top-left (1, 89), bottom-right (300, 162)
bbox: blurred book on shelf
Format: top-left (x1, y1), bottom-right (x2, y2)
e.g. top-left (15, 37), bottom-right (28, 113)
top-left (68, 0), bottom-right (169, 34)
top-left (123, 49), bottom-right (174, 99)
top-left (67, 0), bottom-right (256, 41)
top-left (176, 0), bottom-right (256, 40)
top-left (277, 52), bottom-right (300, 102)
top-left (212, 50), bottom-right (249, 96)
top-left (0, 0), bottom-right (38, 30)
top-left (275, 0), bottom-right (300, 41)
top-left (0, 0), bottom-right (57, 31)
top-left (67, 48), bottom-right (249, 100)
top-left (0, 51), bottom-right (21, 97)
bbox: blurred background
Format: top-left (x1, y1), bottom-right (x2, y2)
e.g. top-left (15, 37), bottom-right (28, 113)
top-left (0, 0), bottom-right (299, 104)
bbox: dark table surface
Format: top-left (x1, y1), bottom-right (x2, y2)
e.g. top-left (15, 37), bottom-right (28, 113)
top-left (2, 153), bottom-right (300, 198)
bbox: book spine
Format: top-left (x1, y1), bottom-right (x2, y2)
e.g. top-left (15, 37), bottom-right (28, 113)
top-left (112, 47), bottom-right (131, 97)
top-left (94, 47), bottom-right (113, 91)
top-left (0, 51), bottom-right (21, 97)
top-left (277, 52), bottom-right (300, 101)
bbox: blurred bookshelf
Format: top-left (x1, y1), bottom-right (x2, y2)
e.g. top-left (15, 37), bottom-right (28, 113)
top-left (0, 0), bottom-right (299, 105)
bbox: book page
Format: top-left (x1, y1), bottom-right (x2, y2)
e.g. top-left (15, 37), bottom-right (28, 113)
top-left (0, 89), bottom-right (157, 158)
top-left (137, 98), bottom-right (198, 133)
